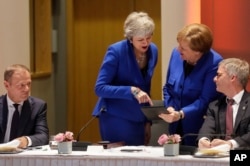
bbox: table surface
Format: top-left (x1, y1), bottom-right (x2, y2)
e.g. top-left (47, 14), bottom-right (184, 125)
top-left (0, 145), bottom-right (229, 166)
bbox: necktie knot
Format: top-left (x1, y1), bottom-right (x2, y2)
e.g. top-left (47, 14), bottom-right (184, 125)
top-left (13, 104), bottom-right (19, 111)
top-left (226, 98), bottom-right (235, 106)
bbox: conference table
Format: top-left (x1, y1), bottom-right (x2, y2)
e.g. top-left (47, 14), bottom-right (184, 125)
top-left (0, 145), bottom-right (229, 166)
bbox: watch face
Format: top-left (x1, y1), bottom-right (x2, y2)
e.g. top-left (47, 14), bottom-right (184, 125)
top-left (179, 112), bottom-right (182, 119)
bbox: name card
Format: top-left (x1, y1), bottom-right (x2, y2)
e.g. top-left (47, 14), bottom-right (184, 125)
top-left (87, 145), bottom-right (104, 152)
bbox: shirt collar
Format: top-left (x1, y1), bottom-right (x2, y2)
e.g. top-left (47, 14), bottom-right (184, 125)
top-left (6, 94), bottom-right (24, 107)
top-left (231, 90), bottom-right (244, 105)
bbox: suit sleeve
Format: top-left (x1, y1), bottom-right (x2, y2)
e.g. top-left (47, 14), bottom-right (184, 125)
top-left (198, 102), bottom-right (218, 140)
top-left (29, 102), bottom-right (49, 146)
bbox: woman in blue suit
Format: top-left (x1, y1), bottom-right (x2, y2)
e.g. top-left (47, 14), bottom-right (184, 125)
top-left (92, 12), bottom-right (158, 145)
top-left (159, 23), bottom-right (223, 146)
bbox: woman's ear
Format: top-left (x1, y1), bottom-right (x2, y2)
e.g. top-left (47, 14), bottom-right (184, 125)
top-left (129, 37), bottom-right (133, 43)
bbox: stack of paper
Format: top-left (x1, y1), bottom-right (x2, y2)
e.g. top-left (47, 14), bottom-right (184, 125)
top-left (194, 144), bottom-right (230, 157)
top-left (0, 139), bottom-right (21, 153)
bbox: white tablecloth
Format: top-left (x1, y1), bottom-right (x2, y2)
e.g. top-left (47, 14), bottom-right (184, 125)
top-left (0, 145), bottom-right (229, 166)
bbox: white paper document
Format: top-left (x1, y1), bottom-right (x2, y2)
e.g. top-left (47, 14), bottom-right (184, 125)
top-left (194, 144), bottom-right (230, 158)
top-left (0, 139), bottom-right (20, 153)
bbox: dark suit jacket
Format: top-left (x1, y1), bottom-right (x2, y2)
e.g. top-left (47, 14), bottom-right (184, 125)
top-left (0, 95), bottom-right (49, 146)
top-left (198, 91), bottom-right (250, 147)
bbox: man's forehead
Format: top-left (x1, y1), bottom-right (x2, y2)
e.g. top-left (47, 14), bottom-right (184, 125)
top-left (13, 69), bottom-right (29, 75)
top-left (11, 70), bottom-right (31, 81)
top-left (218, 65), bottom-right (226, 72)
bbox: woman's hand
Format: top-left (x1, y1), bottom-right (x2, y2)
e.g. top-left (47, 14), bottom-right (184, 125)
top-left (158, 106), bottom-right (180, 123)
top-left (131, 87), bottom-right (153, 105)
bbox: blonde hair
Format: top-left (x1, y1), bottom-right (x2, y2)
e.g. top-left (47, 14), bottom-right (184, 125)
top-left (177, 23), bottom-right (213, 53)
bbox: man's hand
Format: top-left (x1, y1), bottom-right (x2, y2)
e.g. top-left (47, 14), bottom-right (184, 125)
top-left (198, 138), bottom-right (211, 149)
top-left (210, 139), bottom-right (233, 149)
top-left (16, 136), bottom-right (28, 149)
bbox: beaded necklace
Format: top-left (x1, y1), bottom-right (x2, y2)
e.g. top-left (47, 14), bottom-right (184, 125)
top-left (136, 54), bottom-right (146, 64)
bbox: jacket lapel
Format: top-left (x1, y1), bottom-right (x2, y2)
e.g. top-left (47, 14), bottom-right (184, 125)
top-left (17, 99), bottom-right (32, 136)
top-left (234, 92), bottom-right (250, 132)
top-left (0, 95), bottom-right (8, 143)
top-left (218, 97), bottom-right (227, 133)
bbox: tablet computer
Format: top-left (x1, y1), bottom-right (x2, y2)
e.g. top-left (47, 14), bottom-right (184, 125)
top-left (141, 100), bottom-right (168, 120)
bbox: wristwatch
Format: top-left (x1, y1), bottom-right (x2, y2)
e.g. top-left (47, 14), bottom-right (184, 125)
top-left (179, 111), bottom-right (183, 119)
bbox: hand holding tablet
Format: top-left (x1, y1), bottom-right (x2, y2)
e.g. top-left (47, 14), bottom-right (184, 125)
top-left (141, 100), bottom-right (168, 120)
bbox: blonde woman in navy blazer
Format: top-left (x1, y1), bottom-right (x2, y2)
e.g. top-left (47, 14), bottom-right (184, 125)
top-left (159, 23), bottom-right (223, 146)
top-left (92, 12), bottom-right (158, 145)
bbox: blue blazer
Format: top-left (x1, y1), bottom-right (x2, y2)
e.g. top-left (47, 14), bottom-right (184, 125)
top-left (93, 39), bottom-right (158, 122)
top-left (163, 47), bottom-right (223, 145)
top-left (0, 95), bottom-right (49, 146)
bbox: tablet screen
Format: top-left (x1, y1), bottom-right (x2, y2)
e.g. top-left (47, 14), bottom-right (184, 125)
top-left (141, 105), bottom-right (168, 120)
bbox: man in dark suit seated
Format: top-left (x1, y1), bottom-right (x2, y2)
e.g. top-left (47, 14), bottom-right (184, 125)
top-left (0, 64), bottom-right (49, 148)
top-left (198, 58), bottom-right (250, 150)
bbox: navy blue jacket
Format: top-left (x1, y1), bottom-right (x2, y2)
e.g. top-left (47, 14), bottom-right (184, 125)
top-left (0, 95), bottom-right (49, 146)
top-left (163, 47), bottom-right (223, 145)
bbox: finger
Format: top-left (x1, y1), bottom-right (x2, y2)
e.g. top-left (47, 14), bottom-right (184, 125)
top-left (211, 140), bottom-right (223, 147)
top-left (158, 114), bottom-right (172, 123)
top-left (148, 98), bottom-right (153, 106)
top-left (199, 140), bottom-right (210, 148)
top-left (158, 113), bottom-right (164, 118)
top-left (158, 114), bottom-right (167, 120)
top-left (167, 107), bottom-right (175, 112)
top-left (167, 108), bottom-right (175, 113)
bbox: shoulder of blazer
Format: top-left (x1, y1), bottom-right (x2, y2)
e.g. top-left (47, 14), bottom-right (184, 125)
top-left (0, 94), bottom-right (6, 100)
top-left (109, 40), bottom-right (130, 50)
top-left (0, 95), bottom-right (6, 118)
top-left (0, 95), bottom-right (4, 105)
top-left (26, 96), bottom-right (46, 107)
top-left (240, 91), bottom-right (250, 105)
top-left (149, 42), bottom-right (158, 52)
top-left (107, 40), bottom-right (132, 58)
